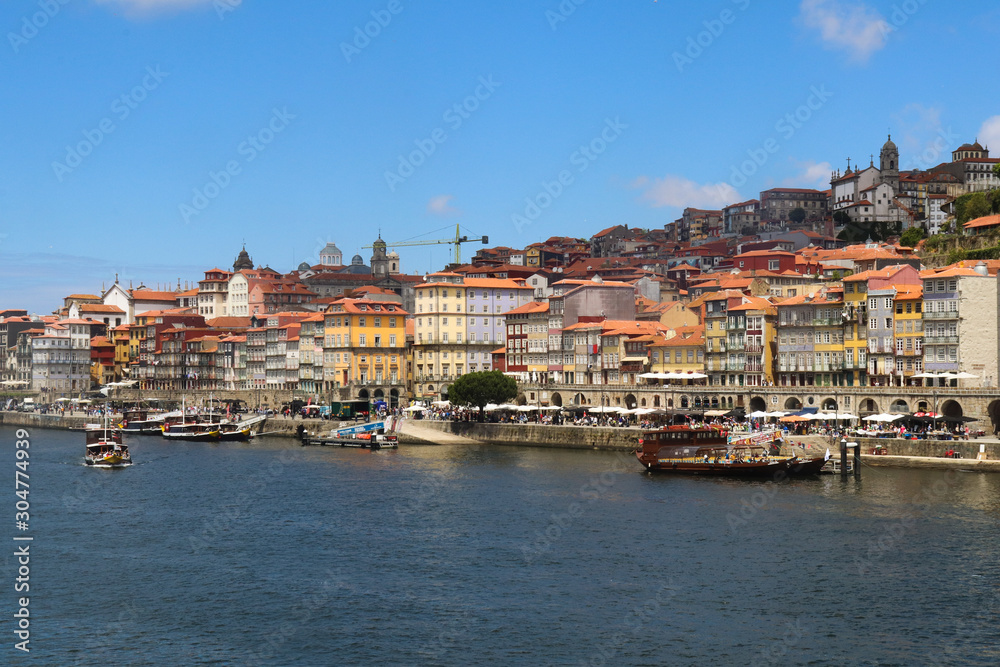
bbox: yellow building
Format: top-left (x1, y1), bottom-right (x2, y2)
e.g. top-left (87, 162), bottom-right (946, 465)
top-left (690, 290), bottom-right (745, 387)
top-left (413, 276), bottom-right (469, 399)
top-left (841, 272), bottom-right (869, 386)
top-left (893, 285), bottom-right (924, 385)
top-left (727, 297), bottom-right (776, 387)
top-left (112, 324), bottom-right (131, 380)
top-left (324, 297), bottom-right (408, 406)
top-left (649, 326), bottom-right (706, 374)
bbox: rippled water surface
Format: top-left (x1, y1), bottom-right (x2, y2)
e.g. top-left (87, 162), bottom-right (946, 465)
top-left (4, 425), bottom-right (1000, 665)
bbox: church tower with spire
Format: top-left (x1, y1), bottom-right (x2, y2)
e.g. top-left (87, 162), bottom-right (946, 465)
top-left (233, 245), bottom-right (254, 272)
top-left (371, 235), bottom-right (389, 280)
top-left (879, 134), bottom-right (899, 193)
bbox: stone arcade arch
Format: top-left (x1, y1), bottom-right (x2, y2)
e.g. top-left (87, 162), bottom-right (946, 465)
top-left (358, 388), bottom-right (370, 400)
top-left (389, 388), bottom-right (399, 408)
top-left (940, 399), bottom-right (963, 418)
top-left (889, 398), bottom-right (909, 414)
top-left (550, 392), bottom-right (563, 407)
top-left (859, 398), bottom-right (880, 415)
top-left (749, 396), bottom-right (767, 412)
top-left (574, 393), bottom-right (587, 405)
top-left (625, 394), bottom-right (637, 409)
top-left (440, 384), bottom-right (450, 400)
top-left (784, 397), bottom-right (802, 411)
top-left (821, 398), bottom-right (837, 411)
top-left (989, 400), bottom-right (1000, 435)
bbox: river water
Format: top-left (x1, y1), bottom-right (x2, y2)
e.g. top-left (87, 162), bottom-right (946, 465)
top-left (3, 425), bottom-right (1000, 666)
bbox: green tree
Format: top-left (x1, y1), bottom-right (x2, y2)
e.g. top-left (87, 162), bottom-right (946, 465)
top-left (899, 226), bottom-right (926, 247)
top-left (964, 192), bottom-right (991, 224)
top-left (788, 207), bottom-right (807, 225)
top-left (448, 370), bottom-right (517, 421)
top-left (993, 163), bottom-right (1000, 179)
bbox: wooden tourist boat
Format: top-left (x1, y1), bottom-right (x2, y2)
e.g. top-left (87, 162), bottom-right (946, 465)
top-left (84, 422), bottom-right (132, 468)
top-left (635, 425), bottom-right (826, 477)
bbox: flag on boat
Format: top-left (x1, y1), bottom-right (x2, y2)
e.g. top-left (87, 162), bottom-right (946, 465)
top-left (824, 448), bottom-right (831, 461)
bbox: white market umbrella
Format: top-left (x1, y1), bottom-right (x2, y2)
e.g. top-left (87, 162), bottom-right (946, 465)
top-left (749, 410), bottom-right (769, 419)
top-left (954, 372), bottom-right (978, 379)
top-left (403, 405), bottom-right (426, 412)
top-left (431, 400), bottom-right (451, 407)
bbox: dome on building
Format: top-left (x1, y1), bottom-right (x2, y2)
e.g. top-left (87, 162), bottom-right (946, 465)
top-left (233, 245), bottom-right (253, 271)
top-left (882, 134), bottom-right (897, 152)
top-left (297, 261), bottom-right (311, 272)
top-left (322, 242), bottom-right (342, 256)
top-left (387, 250), bottom-right (399, 258)
top-left (351, 254), bottom-right (364, 266)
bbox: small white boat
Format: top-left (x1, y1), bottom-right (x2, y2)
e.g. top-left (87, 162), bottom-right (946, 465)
top-left (84, 423), bottom-right (132, 468)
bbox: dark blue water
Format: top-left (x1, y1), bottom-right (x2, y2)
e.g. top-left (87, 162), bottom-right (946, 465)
top-left (2, 425), bottom-right (1000, 666)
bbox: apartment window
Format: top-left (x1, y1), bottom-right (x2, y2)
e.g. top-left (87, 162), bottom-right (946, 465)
top-left (373, 335), bottom-right (381, 347)
top-left (389, 334), bottom-right (396, 347)
top-left (869, 318), bottom-right (877, 330)
top-left (896, 338), bottom-right (904, 353)
top-left (374, 317), bottom-right (381, 327)
top-left (442, 333), bottom-right (449, 343)
top-left (885, 318), bottom-right (892, 329)
top-left (895, 303), bottom-right (903, 314)
top-left (359, 334), bottom-right (367, 346)
top-left (884, 298), bottom-right (892, 309)
top-left (442, 318), bottom-right (448, 325)
top-left (869, 298), bottom-right (877, 310)
top-left (948, 280), bottom-right (957, 292)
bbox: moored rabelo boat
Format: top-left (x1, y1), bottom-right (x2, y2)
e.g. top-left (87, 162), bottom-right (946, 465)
top-left (635, 424), bottom-right (827, 477)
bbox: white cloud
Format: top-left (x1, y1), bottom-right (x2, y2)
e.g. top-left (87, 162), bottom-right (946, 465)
top-left (799, 0), bottom-right (889, 63)
top-left (784, 159), bottom-right (833, 188)
top-left (427, 194), bottom-right (460, 216)
top-left (977, 116), bottom-right (1000, 153)
top-left (635, 175), bottom-right (740, 210)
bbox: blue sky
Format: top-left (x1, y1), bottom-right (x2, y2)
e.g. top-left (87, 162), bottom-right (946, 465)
top-left (3, 0), bottom-right (1000, 313)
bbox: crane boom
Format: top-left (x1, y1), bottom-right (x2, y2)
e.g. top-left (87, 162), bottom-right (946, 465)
top-left (362, 224), bottom-right (489, 265)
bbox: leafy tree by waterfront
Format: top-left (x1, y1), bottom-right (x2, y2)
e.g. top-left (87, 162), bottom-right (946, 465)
top-left (448, 371), bottom-right (517, 421)
top-left (789, 207), bottom-right (806, 225)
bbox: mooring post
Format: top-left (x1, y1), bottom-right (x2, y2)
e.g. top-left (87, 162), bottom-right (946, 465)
top-left (840, 437), bottom-right (848, 476)
top-left (852, 441), bottom-right (861, 477)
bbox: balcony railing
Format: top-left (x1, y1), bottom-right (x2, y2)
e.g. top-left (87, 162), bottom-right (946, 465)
top-left (744, 344), bottom-right (764, 354)
top-left (923, 311), bottom-right (957, 320)
top-left (924, 335), bottom-right (958, 345)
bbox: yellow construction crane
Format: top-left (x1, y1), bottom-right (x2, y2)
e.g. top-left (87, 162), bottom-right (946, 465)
top-left (362, 224), bottom-right (488, 265)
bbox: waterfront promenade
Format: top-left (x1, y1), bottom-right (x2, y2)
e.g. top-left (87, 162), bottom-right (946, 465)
top-left (6, 410), bottom-right (1000, 471)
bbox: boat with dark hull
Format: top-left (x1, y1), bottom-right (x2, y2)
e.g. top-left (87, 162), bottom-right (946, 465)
top-left (119, 407), bottom-right (171, 434)
top-left (635, 425), bottom-right (826, 477)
